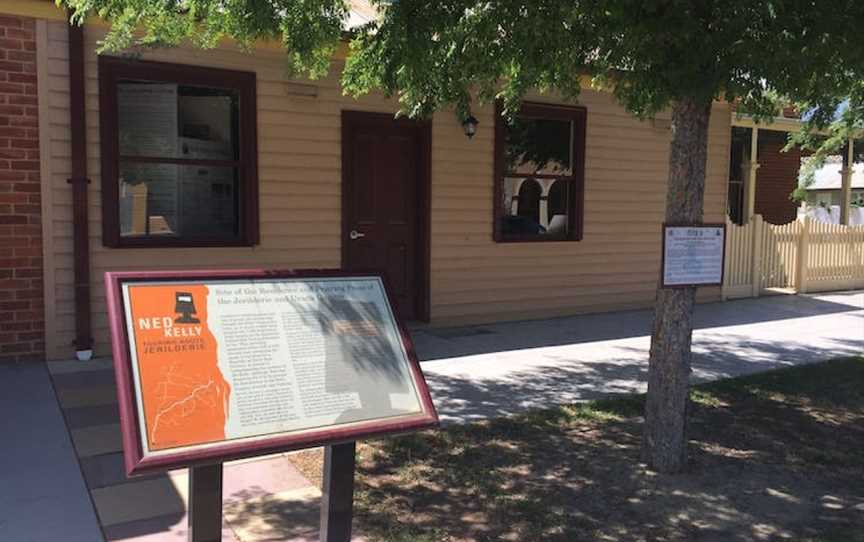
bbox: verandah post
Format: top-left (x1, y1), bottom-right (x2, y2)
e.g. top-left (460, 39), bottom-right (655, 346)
top-left (744, 127), bottom-right (760, 223)
top-left (840, 138), bottom-right (854, 226)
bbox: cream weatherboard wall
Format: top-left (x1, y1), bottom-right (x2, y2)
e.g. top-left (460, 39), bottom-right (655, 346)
top-left (39, 22), bottom-right (730, 360)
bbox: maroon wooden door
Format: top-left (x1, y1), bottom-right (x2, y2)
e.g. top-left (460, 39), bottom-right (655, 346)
top-left (342, 111), bottom-right (430, 321)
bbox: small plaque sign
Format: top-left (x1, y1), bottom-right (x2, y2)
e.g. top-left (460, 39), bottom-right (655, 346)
top-left (661, 224), bottom-right (726, 287)
top-left (105, 269), bottom-right (438, 475)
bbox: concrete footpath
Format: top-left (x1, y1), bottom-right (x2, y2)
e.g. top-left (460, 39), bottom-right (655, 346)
top-left (413, 291), bottom-right (864, 423)
top-left (0, 363), bottom-right (103, 542)
top-left (0, 291), bottom-right (861, 541)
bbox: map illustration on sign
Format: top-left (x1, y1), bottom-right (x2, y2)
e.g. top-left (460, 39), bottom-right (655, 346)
top-left (108, 272), bottom-right (437, 473)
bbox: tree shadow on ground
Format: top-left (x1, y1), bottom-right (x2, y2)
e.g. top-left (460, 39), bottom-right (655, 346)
top-left (425, 334), bottom-right (864, 424)
top-left (413, 293), bottom-right (862, 362)
top-left (353, 358), bottom-right (864, 542)
top-left (221, 486), bottom-right (322, 541)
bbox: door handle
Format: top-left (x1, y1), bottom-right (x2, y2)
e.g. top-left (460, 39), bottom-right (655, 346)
top-left (349, 230), bottom-right (366, 240)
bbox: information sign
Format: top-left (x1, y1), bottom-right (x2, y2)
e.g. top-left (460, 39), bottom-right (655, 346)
top-left (105, 269), bottom-right (438, 475)
top-left (661, 224), bottom-right (726, 287)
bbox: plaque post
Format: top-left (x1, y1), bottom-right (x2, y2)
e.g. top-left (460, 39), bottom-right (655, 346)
top-left (188, 463), bottom-right (223, 542)
top-left (320, 441), bottom-right (357, 542)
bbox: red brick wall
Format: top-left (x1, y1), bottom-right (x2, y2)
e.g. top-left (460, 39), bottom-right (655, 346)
top-left (756, 140), bottom-right (800, 225)
top-left (0, 15), bottom-right (43, 363)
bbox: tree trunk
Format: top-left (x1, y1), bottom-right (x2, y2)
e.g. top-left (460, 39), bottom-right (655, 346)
top-left (642, 96), bottom-right (712, 473)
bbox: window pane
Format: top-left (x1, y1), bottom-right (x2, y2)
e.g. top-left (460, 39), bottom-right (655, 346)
top-left (499, 177), bottom-right (569, 236)
top-left (119, 162), bottom-right (239, 239)
top-left (118, 83), bottom-right (179, 157)
top-left (118, 82), bottom-right (239, 160)
top-left (505, 116), bottom-right (573, 175)
top-left (178, 164), bottom-right (239, 238)
top-left (178, 87), bottom-right (239, 160)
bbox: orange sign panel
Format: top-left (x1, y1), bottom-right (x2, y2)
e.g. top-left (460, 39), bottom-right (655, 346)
top-left (126, 284), bottom-right (230, 451)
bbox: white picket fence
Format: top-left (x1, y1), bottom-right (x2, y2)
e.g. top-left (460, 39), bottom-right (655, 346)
top-left (723, 214), bottom-right (864, 299)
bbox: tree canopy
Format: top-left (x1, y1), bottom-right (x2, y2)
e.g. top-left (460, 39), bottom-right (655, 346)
top-left (346, 1), bottom-right (864, 123)
top-left (61, 1), bottom-right (864, 124)
top-left (63, 0), bottom-right (348, 78)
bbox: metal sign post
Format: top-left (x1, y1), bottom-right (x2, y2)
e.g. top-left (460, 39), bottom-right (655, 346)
top-left (188, 463), bottom-right (224, 542)
top-left (320, 441), bottom-right (357, 542)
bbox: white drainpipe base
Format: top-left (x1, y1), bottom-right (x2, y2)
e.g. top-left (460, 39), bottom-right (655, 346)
top-left (75, 349), bottom-right (93, 362)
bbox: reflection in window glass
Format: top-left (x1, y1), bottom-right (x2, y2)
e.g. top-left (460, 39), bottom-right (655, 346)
top-left (500, 177), bottom-right (569, 236)
top-left (119, 162), bottom-right (178, 235)
top-left (118, 82), bottom-right (238, 159)
top-left (495, 103), bottom-right (583, 241)
top-left (119, 163), bottom-right (239, 239)
top-left (505, 116), bottom-right (573, 175)
top-left (118, 83), bottom-right (179, 157)
top-left (546, 180), bottom-right (569, 234)
top-left (116, 80), bottom-right (241, 240)
top-left (516, 178), bottom-right (542, 225)
top-left (178, 89), bottom-right (238, 160)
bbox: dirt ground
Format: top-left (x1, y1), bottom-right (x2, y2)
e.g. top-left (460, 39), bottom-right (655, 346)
top-left (290, 358), bottom-right (864, 542)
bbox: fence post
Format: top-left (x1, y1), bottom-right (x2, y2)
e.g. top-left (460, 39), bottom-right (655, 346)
top-left (722, 217), bottom-right (731, 301)
top-left (795, 216), bottom-right (810, 294)
top-left (750, 214), bottom-right (763, 298)
top-left (857, 225), bottom-right (864, 290)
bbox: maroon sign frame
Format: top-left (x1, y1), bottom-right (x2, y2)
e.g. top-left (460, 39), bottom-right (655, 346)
top-left (660, 223), bottom-right (727, 288)
top-left (105, 268), bottom-right (439, 476)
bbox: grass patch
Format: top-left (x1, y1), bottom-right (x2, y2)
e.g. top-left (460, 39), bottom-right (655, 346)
top-left (349, 357), bottom-right (864, 541)
top-left (697, 358), bottom-right (864, 406)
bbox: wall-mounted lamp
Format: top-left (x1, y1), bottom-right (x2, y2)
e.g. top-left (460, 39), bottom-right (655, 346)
top-left (462, 115), bottom-right (479, 139)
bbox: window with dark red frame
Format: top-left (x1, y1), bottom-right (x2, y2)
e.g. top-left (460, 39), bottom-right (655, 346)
top-left (494, 102), bottom-right (586, 242)
top-left (98, 57), bottom-right (258, 248)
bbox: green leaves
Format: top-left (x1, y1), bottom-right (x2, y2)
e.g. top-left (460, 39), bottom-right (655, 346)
top-left (342, 1), bottom-right (592, 120)
top-left (59, 0), bottom-right (347, 78)
top-left (59, 0), bottom-right (864, 143)
top-left (340, 0), bottom-right (864, 131)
